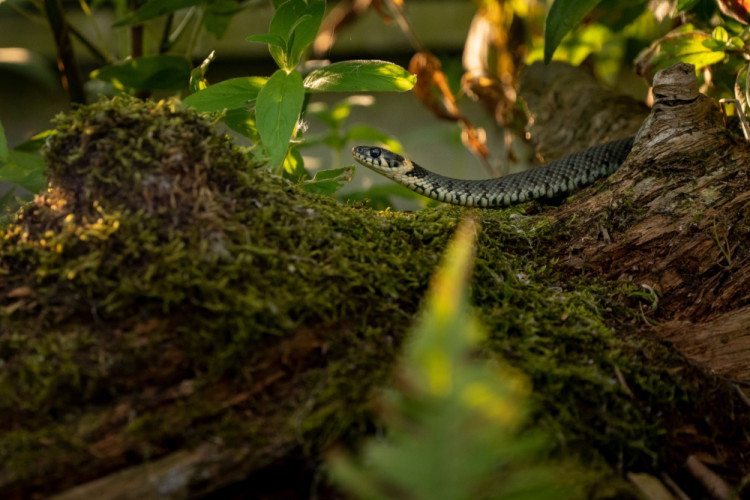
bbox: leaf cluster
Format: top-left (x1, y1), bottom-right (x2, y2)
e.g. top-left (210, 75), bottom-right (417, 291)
top-left (185, 0), bottom-right (415, 194)
top-left (544, 0), bottom-right (750, 101)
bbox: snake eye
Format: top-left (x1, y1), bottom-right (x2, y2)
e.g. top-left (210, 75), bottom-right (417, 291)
top-left (370, 147), bottom-right (381, 158)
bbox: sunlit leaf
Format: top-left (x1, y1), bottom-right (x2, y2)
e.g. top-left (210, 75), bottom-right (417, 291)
top-left (183, 76), bottom-right (267, 112)
top-left (713, 26), bottom-right (730, 42)
top-left (530, 23), bottom-right (614, 67)
top-left (303, 166), bottom-right (354, 195)
top-left (544, 0), bottom-right (604, 63)
top-left (113, 0), bottom-right (201, 27)
top-left (91, 55), bottom-right (190, 91)
top-left (222, 108), bottom-right (260, 142)
top-left (303, 60), bottom-right (416, 92)
top-left (635, 30), bottom-right (726, 81)
top-left (13, 130), bottom-right (55, 154)
top-left (255, 69), bottom-right (304, 169)
top-left (268, 0), bottom-right (325, 69)
top-left (282, 146), bottom-right (308, 181)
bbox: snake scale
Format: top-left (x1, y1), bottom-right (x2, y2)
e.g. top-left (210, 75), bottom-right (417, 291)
top-left (352, 137), bottom-right (635, 207)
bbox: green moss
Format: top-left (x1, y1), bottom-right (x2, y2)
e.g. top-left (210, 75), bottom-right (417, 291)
top-left (0, 97), bottom-right (457, 492)
top-left (0, 97), bottom-right (744, 495)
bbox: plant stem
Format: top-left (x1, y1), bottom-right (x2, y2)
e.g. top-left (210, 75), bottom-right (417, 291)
top-left (168, 7), bottom-right (198, 48)
top-left (159, 14), bottom-right (174, 54)
top-left (67, 23), bottom-right (108, 64)
top-left (128, 0), bottom-right (151, 99)
top-left (76, 0), bottom-right (110, 63)
top-left (44, 0), bottom-right (86, 104)
top-left (129, 0), bottom-right (143, 58)
top-left (184, 8), bottom-right (205, 62)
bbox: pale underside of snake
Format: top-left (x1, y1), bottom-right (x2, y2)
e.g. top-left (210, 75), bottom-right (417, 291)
top-left (351, 137), bottom-right (635, 207)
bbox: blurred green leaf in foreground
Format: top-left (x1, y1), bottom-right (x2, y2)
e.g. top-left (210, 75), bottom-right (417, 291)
top-left (328, 218), bottom-right (584, 500)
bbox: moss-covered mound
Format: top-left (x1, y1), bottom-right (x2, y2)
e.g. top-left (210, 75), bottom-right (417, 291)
top-left (0, 97), bottom-right (746, 497)
top-left (0, 97), bottom-right (456, 495)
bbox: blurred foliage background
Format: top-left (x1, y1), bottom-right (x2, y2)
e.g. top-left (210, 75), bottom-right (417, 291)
top-left (2, 0), bottom-right (749, 210)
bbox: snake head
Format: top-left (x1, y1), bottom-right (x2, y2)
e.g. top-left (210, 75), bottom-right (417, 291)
top-left (352, 146), bottom-right (410, 173)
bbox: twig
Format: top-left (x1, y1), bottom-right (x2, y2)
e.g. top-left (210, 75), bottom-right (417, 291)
top-left (167, 6), bottom-right (198, 48)
top-left (711, 218), bottom-right (735, 269)
top-left (638, 303), bottom-right (660, 328)
top-left (184, 7), bottom-right (205, 62)
top-left (734, 383), bottom-right (750, 409)
top-left (661, 473), bottom-right (693, 500)
top-left (685, 455), bottom-right (732, 500)
top-left (383, 0), bottom-right (424, 52)
top-left (67, 22), bottom-right (108, 64)
top-left (613, 364), bottom-right (634, 398)
top-left (159, 13), bottom-right (174, 54)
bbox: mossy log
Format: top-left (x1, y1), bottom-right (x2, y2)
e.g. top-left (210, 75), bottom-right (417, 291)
top-left (1, 63), bottom-right (749, 499)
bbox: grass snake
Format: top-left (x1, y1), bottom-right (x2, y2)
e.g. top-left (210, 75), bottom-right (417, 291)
top-left (352, 137), bottom-right (635, 207)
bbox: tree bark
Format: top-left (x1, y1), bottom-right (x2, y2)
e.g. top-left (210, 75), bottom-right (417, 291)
top-left (523, 62), bottom-right (750, 383)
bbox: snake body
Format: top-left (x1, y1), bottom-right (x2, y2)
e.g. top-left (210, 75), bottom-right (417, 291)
top-left (351, 137), bottom-right (635, 207)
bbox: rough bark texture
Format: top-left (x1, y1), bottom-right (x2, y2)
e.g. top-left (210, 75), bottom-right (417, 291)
top-left (521, 62), bottom-right (649, 158)
top-left (526, 62), bottom-right (750, 383)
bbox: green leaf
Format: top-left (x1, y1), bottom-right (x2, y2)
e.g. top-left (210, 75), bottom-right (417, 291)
top-left (282, 147), bottom-right (309, 181)
top-left (12, 130), bottom-right (55, 154)
top-left (267, 0), bottom-right (325, 70)
top-left (594, 0), bottom-right (649, 32)
top-left (728, 36), bottom-right (745, 50)
top-left (0, 120), bottom-right (8, 163)
top-left (203, 0), bottom-right (244, 39)
top-left (91, 55), bottom-right (191, 91)
top-left (256, 69), bottom-right (305, 169)
top-left (713, 26), bottom-right (730, 42)
top-left (534, 23), bottom-right (613, 67)
top-left (635, 30), bottom-right (726, 81)
top-left (303, 166), bottom-right (354, 195)
top-left (303, 60), bottom-right (416, 93)
top-left (222, 108), bottom-right (260, 142)
top-left (544, 0), bottom-right (604, 63)
top-left (113, 0), bottom-right (201, 27)
top-left (246, 33), bottom-right (288, 51)
top-left (0, 151), bottom-right (47, 193)
top-left (677, 0), bottom-right (701, 11)
top-left (182, 76), bottom-right (267, 112)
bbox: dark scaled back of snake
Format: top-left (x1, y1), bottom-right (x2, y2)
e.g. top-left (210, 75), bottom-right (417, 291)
top-left (352, 137), bottom-right (635, 207)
